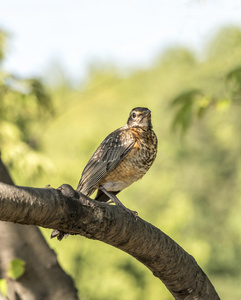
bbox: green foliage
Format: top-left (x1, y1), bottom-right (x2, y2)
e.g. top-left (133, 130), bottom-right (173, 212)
top-left (0, 279), bottom-right (7, 297)
top-left (7, 258), bottom-right (26, 280)
top-left (0, 31), bottom-right (54, 184)
top-left (170, 89), bottom-right (202, 133)
top-left (207, 26), bottom-right (241, 58)
top-left (3, 25), bottom-right (241, 299)
top-left (0, 259), bottom-right (26, 297)
top-left (160, 47), bottom-right (197, 67)
top-left (226, 66), bottom-right (241, 103)
top-left (0, 30), bottom-right (7, 62)
top-left (171, 27), bottom-right (241, 133)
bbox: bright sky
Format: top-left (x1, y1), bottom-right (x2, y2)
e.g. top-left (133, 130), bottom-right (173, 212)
top-left (1, 0), bottom-right (241, 81)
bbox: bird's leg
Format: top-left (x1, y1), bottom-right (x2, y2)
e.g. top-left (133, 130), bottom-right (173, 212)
top-left (107, 199), bottom-right (115, 204)
top-left (99, 186), bottom-right (138, 218)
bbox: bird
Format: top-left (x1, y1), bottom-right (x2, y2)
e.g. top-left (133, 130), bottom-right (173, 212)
top-left (51, 107), bottom-right (158, 241)
top-left (76, 106), bottom-right (158, 215)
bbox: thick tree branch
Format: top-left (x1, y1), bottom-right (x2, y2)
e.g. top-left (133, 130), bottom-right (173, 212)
top-left (0, 183), bottom-right (220, 300)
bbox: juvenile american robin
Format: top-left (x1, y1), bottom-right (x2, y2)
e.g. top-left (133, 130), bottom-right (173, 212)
top-left (76, 106), bottom-right (158, 215)
top-left (51, 107), bottom-right (157, 240)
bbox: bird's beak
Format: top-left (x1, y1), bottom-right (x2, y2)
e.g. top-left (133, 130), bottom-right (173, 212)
top-left (143, 109), bottom-right (151, 117)
top-left (140, 109), bottom-right (151, 123)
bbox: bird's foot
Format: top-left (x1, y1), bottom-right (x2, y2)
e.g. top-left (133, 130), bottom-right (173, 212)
top-left (123, 207), bottom-right (138, 218)
top-left (99, 186), bottom-right (138, 219)
top-left (50, 229), bottom-right (68, 241)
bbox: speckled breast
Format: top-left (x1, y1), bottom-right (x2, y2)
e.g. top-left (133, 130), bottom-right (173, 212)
top-left (99, 127), bottom-right (158, 191)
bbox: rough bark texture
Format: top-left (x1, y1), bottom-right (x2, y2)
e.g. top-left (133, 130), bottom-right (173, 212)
top-left (0, 182), bottom-right (220, 300)
top-left (0, 156), bottom-right (79, 300)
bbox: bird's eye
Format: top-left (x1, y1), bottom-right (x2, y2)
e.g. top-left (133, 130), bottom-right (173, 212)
top-left (132, 112), bottom-right (136, 118)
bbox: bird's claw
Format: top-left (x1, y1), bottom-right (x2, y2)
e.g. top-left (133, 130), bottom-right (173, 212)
top-left (125, 208), bottom-right (138, 219)
top-left (99, 186), bottom-right (138, 219)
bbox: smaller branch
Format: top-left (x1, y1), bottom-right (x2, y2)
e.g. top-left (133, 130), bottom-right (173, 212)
top-left (0, 183), bottom-right (220, 300)
top-left (0, 154), bottom-right (14, 185)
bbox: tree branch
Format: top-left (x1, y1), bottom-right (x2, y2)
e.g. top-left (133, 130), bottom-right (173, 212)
top-left (0, 155), bottom-right (79, 300)
top-left (0, 183), bottom-right (220, 300)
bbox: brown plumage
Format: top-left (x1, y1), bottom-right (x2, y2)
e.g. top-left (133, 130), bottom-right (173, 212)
top-left (77, 107), bottom-right (158, 214)
top-left (51, 107), bottom-right (158, 240)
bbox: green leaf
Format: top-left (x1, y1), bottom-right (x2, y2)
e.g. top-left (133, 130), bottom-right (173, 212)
top-left (171, 101), bottom-right (193, 133)
top-left (215, 98), bottom-right (231, 111)
top-left (197, 106), bottom-right (209, 118)
top-left (226, 67), bottom-right (241, 103)
top-left (171, 89), bottom-right (202, 106)
top-left (7, 258), bottom-right (26, 280)
top-left (0, 278), bottom-right (7, 297)
top-left (170, 89), bottom-right (204, 133)
top-left (226, 66), bottom-right (241, 82)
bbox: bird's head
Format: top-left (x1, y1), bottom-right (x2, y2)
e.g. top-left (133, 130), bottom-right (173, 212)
top-left (127, 107), bottom-right (152, 129)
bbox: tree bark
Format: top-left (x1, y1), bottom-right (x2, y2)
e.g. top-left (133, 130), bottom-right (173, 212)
top-left (0, 156), bottom-right (79, 300)
top-left (0, 182), bottom-right (220, 300)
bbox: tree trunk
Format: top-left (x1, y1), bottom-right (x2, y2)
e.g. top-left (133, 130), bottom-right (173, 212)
top-left (0, 155), bottom-right (79, 300)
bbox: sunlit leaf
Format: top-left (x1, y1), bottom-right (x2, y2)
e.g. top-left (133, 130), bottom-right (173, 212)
top-left (215, 98), bottom-right (231, 111)
top-left (0, 279), bottom-right (7, 297)
top-left (7, 258), bottom-right (26, 280)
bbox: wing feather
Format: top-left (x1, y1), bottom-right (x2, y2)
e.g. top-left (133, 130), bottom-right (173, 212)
top-left (77, 128), bottom-right (135, 196)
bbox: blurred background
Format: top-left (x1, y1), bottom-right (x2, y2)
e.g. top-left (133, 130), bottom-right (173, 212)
top-left (1, 0), bottom-right (241, 299)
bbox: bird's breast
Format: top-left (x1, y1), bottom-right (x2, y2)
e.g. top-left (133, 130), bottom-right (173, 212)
top-left (99, 128), bottom-right (157, 191)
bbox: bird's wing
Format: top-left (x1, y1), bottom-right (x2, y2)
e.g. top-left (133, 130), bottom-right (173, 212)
top-left (77, 128), bottom-right (136, 195)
